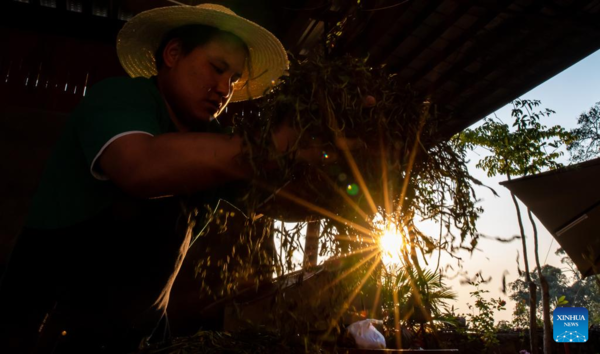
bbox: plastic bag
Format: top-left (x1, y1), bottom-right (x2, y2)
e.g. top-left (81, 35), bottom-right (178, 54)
top-left (347, 319), bottom-right (386, 349)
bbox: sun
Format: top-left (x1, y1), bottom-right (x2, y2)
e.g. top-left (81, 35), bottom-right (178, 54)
top-left (379, 226), bottom-right (403, 266)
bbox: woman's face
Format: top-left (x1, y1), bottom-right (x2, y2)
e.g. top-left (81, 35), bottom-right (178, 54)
top-left (159, 32), bottom-right (247, 131)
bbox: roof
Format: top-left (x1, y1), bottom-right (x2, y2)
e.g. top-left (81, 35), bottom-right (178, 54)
top-left (2, 0), bottom-right (600, 137)
top-left (500, 157), bottom-right (600, 235)
top-left (501, 157), bottom-right (600, 277)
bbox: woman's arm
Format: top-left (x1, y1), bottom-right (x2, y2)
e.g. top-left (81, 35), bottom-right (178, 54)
top-left (99, 132), bottom-right (251, 198)
top-left (100, 95), bottom-right (377, 199)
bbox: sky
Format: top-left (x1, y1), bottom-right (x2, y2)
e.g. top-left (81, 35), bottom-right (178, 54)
top-left (430, 48), bottom-right (600, 323)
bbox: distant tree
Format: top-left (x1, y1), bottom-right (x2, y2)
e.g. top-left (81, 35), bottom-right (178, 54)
top-left (512, 298), bottom-right (530, 330)
top-left (509, 265), bottom-right (570, 318)
top-left (568, 102), bottom-right (600, 163)
top-left (459, 99), bottom-right (571, 354)
top-left (555, 248), bottom-right (600, 324)
top-left (509, 262), bottom-right (600, 326)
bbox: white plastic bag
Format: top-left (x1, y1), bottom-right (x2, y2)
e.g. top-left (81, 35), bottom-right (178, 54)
top-left (347, 319), bottom-right (386, 349)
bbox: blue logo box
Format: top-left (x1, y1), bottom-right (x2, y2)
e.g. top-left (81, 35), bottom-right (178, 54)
top-left (554, 307), bottom-right (588, 343)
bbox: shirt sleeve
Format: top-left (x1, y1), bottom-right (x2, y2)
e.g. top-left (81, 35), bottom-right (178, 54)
top-left (76, 77), bottom-right (163, 180)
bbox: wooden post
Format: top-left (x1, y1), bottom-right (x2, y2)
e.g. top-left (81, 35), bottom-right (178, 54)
top-left (303, 219), bottom-right (320, 268)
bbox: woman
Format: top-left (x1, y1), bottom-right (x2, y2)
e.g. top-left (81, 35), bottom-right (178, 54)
top-left (0, 4), bottom-right (303, 353)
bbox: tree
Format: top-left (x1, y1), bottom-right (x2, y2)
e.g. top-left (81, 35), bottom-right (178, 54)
top-left (568, 102), bottom-right (600, 163)
top-left (509, 265), bottom-right (570, 320)
top-left (459, 99), bottom-right (571, 354)
top-left (509, 262), bottom-right (600, 326)
top-left (555, 248), bottom-right (600, 324)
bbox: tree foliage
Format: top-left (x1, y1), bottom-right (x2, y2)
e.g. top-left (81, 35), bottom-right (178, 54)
top-left (568, 101), bottom-right (600, 163)
top-left (509, 262), bottom-right (600, 326)
top-left (555, 248), bottom-right (600, 324)
top-left (509, 265), bottom-right (569, 319)
top-left (458, 99), bottom-right (571, 178)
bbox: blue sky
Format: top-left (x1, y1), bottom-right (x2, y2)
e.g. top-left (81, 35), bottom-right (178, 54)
top-left (437, 49), bottom-right (600, 322)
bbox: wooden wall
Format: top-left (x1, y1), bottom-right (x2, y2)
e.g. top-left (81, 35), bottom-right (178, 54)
top-left (0, 27), bottom-right (126, 112)
top-left (0, 27), bottom-right (126, 270)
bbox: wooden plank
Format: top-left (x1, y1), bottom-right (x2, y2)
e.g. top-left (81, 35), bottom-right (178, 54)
top-left (368, 1), bottom-right (441, 65)
top-left (386, 2), bottom-right (472, 73)
top-left (0, 1), bottom-right (124, 44)
top-left (403, 0), bottom-right (514, 87)
top-left (303, 220), bottom-right (320, 268)
top-left (0, 28), bottom-right (125, 112)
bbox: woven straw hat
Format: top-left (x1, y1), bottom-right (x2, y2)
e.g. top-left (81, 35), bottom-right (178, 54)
top-left (117, 3), bottom-right (288, 102)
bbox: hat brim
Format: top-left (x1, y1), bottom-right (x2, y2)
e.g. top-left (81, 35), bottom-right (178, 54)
top-left (117, 5), bottom-right (288, 102)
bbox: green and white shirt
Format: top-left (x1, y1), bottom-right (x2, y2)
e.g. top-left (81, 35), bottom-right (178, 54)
top-left (27, 76), bottom-right (177, 229)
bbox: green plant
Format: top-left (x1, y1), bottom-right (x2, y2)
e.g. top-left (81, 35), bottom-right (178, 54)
top-left (379, 266), bottom-right (456, 349)
top-left (464, 275), bottom-right (506, 349)
top-left (188, 52), bottom-right (485, 343)
top-left (556, 295), bottom-right (569, 307)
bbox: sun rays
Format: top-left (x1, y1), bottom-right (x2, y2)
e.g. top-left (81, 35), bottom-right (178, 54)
top-left (238, 94), bottom-right (449, 351)
top-left (265, 119), bottom-right (431, 348)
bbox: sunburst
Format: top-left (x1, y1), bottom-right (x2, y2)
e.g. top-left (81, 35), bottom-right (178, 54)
top-left (379, 226), bottom-right (404, 266)
top-left (270, 127), bottom-right (422, 350)
top-left (251, 95), bottom-right (435, 351)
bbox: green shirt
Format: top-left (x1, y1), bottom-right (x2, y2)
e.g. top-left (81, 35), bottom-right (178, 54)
top-left (27, 76), bottom-right (176, 229)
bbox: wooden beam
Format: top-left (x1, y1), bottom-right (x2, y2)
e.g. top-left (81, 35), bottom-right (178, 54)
top-left (56, 0), bottom-right (66, 11)
top-left (385, 1), bottom-right (473, 73)
top-left (82, 0), bottom-right (93, 16)
top-left (437, 0), bottom-right (599, 110)
top-left (413, 0), bottom-right (546, 99)
top-left (303, 220), bottom-right (320, 268)
top-left (0, 1), bottom-right (125, 44)
top-left (403, 0), bottom-right (514, 87)
top-left (342, 0), bottom-right (394, 57)
top-left (367, 0), bottom-right (441, 64)
top-left (433, 17), bottom-right (543, 107)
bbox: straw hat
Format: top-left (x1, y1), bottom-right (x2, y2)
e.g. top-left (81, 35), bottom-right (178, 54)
top-left (117, 3), bottom-right (288, 102)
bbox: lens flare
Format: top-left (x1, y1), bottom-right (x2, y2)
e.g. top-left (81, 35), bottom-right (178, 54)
top-left (347, 183), bottom-right (359, 196)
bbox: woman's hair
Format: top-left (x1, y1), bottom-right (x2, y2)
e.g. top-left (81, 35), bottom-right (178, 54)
top-left (154, 24), bottom-right (249, 70)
